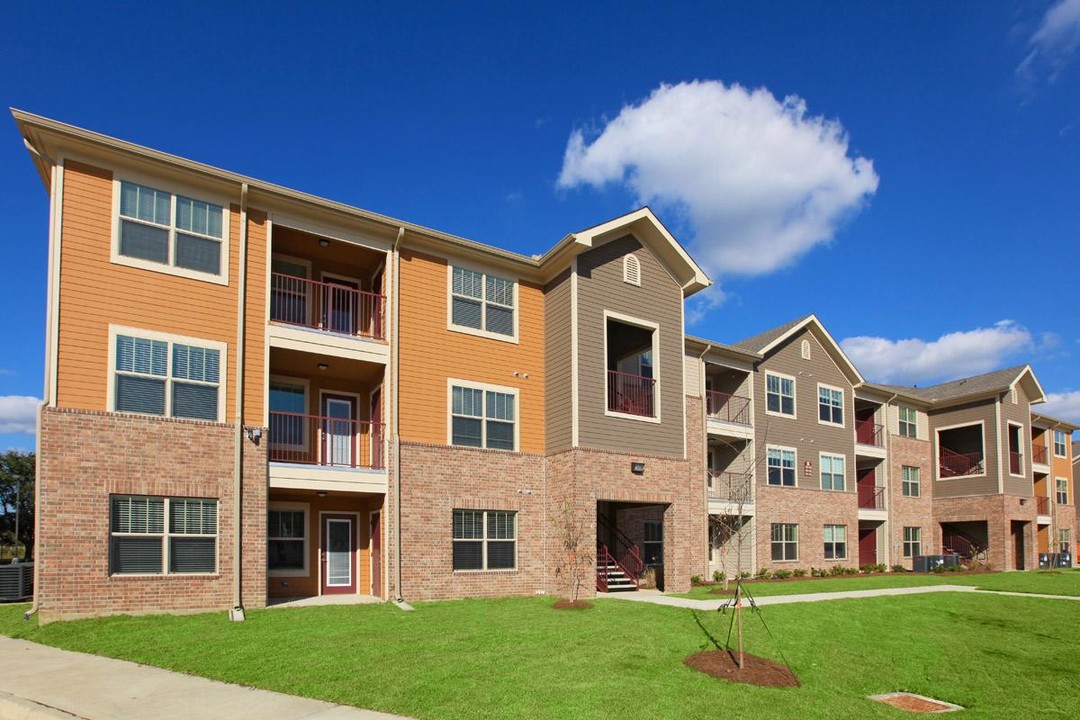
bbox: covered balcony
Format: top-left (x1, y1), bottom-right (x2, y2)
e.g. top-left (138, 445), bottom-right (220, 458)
top-left (707, 439), bottom-right (755, 515)
top-left (704, 364), bottom-right (753, 440)
top-left (854, 397), bottom-right (885, 457)
top-left (605, 318), bottom-right (656, 418)
top-left (857, 463), bottom-right (887, 520)
top-left (937, 424), bottom-right (985, 479)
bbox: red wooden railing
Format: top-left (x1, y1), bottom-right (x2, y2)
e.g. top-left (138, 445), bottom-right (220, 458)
top-left (270, 273), bottom-right (385, 340)
top-left (705, 391), bottom-right (751, 425)
top-left (708, 470), bottom-right (753, 503)
top-left (939, 447), bottom-right (984, 478)
top-left (607, 370), bottom-right (655, 417)
top-left (268, 411), bottom-right (384, 469)
top-left (1036, 496), bottom-right (1050, 515)
top-left (1032, 444), bottom-right (1048, 465)
top-left (857, 484), bottom-right (885, 510)
top-left (1009, 451), bottom-right (1023, 475)
top-left (856, 419), bottom-right (884, 447)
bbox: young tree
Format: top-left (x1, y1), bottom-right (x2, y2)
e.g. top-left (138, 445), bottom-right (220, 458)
top-left (0, 451), bottom-right (35, 561)
top-left (552, 499), bottom-right (590, 603)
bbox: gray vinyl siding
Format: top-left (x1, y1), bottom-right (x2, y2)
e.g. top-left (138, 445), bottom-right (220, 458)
top-left (575, 235), bottom-right (685, 457)
top-left (929, 398), bottom-right (999, 497)
top-left (684, 352), bottom-right (701, 398)
top-left (544, 268), bottom-right (573, 453)
top-left (752, 329), bottom-right (855, 493)
top-left (1000, 384), bottom-right (1033, 497)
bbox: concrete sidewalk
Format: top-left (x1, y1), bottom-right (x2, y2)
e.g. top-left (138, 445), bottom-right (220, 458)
top-left (0, 637), bottom-right (411, 720)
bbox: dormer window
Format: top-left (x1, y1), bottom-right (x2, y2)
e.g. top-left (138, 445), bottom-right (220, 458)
top-left (623, 254), bottom-right (641, 286)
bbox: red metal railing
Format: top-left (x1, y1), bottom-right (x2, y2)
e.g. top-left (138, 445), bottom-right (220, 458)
top-left (596, 543), bottom-right (641, 592)
top-left (708, 471), bottom-right (753, 503)
top-left (943, 534), bottom-right (976, 560)
top-left (1036, 496), bottom-right (1050, 515)
top-left (597, 513), bottom-right (644, 581)
top-left (1032, 444), bottom-right (1048, 465)
top-left (270, 273), bottom-right (385, 340)
top-left (939, 447), bottom-right (984, 478)
top-left (1009, 451), bottom-right (1023, 475)
top-left (705, 391), bottom-right (751, 425)
top-left (268, 411), bottom-right (384, 469)
top-left (607, 370), bottom-right (655, 417)
top-left (857, 484), bottom-right (885, 510)
top-left (856, 419), bottom-right (885, 447)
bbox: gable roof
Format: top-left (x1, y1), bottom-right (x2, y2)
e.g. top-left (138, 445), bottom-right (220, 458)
top-left (731, 314), bottom-right (864, 385)
top-left (870, 365), bottom-right (1046, 406)
top-left (685, 335), bottom-right (762, 362)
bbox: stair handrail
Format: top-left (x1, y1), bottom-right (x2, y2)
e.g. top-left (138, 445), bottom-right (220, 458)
top-left (943, 532), bottom-right (987, 563)
top-left (939, 446), bottom-right (984, 478)
top-left (596, 542), bottom-right (641, 591)
top-left (597, 513), bottom-right (644, 580)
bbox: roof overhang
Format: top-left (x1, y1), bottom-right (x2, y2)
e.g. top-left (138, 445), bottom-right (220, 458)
top-left (1010, 365), bottom-right (1047, 405)
top-left (1030, 413), bottom-right (1080, 433)
top-left (756, 314), bottom-right (864, 385)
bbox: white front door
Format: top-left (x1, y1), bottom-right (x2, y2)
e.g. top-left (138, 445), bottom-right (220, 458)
top-left (322, 396), bottom-right (355, 467)
top-left (322, 516), bottom-right (355, 594)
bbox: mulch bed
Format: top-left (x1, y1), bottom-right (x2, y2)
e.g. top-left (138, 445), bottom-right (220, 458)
top-left (684, 650), bottom-right (798, 687)
top-left (870, 693), bottom-right (963, 713)
top-left (552, 599), bottom-right (594, 610)
top-left (692, 568), bottom-right (997, 590)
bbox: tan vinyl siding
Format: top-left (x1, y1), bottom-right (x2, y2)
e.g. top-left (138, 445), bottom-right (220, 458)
top-left (752, 329), bottom-right (855, 493)
top-left (575, 235), bottom-right (685, 457)
top-left (397, 249), bottom-right (545, 453)
top-left (929, 398), bottom-right (999, 497)
top-left (544, 268), bottom-right (573, 453)
top-left (684, 351), bottom-right (702, 398)
top-left (1000, 385), bottom-right (1033, 497)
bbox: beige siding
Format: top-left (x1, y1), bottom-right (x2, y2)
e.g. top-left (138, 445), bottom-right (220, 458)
top-left (1000, 385), bottom-right (1033, 497)
top-left (887, 402), bottom-right (928, 440)
top-left (544, 268), bottom-right (573, 453)
top-left (684, 352), bottom-right (702, 398)
top-left (929, 399), bottom-right (999, 497)
top-left (752, 329), bottom-right (856, 493)
top-left (575, 235), bottom-right (685, 457)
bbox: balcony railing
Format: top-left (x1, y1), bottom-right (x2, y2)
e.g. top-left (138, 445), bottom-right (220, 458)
top-left (1032, 445), bottom-right (1048, 465)
top-left (1036, 496), bottom-right (1050, 515)
top-left (708, 471), bottom-right (753, 504)
top-left (705, 391), bottom-right (751, 426)
top-left (858, 484), bottom-right (886, 510)
top-left (1009, 451), bottom-right (1024, 475)
top-left (855, 419), bottom-right (885, 447)
top-left (269, 411), bottom-right (384, 469)
top-left (939, 447), bottom-right (984, 478)
top-left (270, 273), bottom-right (385, 340)
top-left (607, 370), bottom-right (655, 417)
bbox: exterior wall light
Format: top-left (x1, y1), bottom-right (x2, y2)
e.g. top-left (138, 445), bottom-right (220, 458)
top-left (631, 462), bottom-right (645, 475)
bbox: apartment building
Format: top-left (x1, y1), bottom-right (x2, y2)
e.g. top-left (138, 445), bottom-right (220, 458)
top-left (14, 111), bottom-right (1076, 621)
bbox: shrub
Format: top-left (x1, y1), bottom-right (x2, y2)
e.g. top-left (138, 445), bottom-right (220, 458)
top-left (809, 566), bottom-right (825, 577)
top-left (740, 571), bottom-right (751, 579)
top-left (773, 569), bottom-right (793, 579)
top-left (756, 567), bottom-right (770, 579)
top-left (829, 565), bottom-right (847, 577)
top-left (793, 568), bottom-right (807, 577)
top-left (690, 575), bottom-right (703, 585)
top-left (713, 570), bottom-right (725, 583)
top-left (945, 564), bottom-right (962, 572)
top-left (891, 564), bottom-right (908, 573)
top-left (932, 564), bottom-right (946, 574)
top-left (859, 564), bottom-right (877, 574)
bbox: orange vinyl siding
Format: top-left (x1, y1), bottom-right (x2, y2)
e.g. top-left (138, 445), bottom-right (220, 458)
top-left (1053, 443), bottom-right (1074, 507)
top-left (243, 209), bottom-right (268, 423)
top-left (55, 160), bottom-right (265, 425)
top-left (397, 249), bottom-right (545, 453)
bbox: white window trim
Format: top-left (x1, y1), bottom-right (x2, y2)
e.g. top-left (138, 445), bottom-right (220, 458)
top-left (897, 405), bottom-right (919, 439)
top-left (770, 523), bottom-right (799, 563)
top-left (268, 375), bottom-right (311, 453)
top-left (901, 465), bottom-right (921, 498)
top-left (1053, 429), bottom-right (1068, 458)
top-left (110, 172), bottom-right (231, 286)
top-left (823, 524), bottom-right (847, 560)
top-left (1007, 421), bottom-right (1026, 478)
top-left (268, 501), bottom-right (310, 577)
top-left (817, 383), bottom-right (845, 429)
top-left (934, 420), bottom-right (987, 480)
top-left (764, 371), bottom-right (797, 420)
top-left (819, 452), bottom-right (846, 492)
top-left (452, 509), bottom-right (519, 573)
top-left (109, 495), bottom-right (219, 576)
top-left (106, 325), bottom-right (228, 424)
top-left (446, 264), bottom-right (520, 344)
top-left (602, 309), bottom-right (662, 424)
top-left (903, 526), bottom-right (922, 558)
top-left (623, 254), bottom-right (641, 286)
top-left (446, 378), bottom-right (520, 451)
top-left (1055, 476), bottom-right (1070, 506)
top-left (766, 444), bottom-right (798, 488)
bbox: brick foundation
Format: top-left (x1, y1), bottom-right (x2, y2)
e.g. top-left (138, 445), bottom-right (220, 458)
top-left (933, 494), bottom-right (1040, 571)
top-left (889, 436), bottom-right (937, 568)
top-left (754, 485), bottom-right (859, 572)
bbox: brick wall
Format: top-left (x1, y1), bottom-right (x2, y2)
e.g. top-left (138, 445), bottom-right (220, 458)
top-left (37, 407), bottom-right (266, 622)
top-left (754, 485), bottom-right (859, 572)
top-left (933, 495), bottom-right (1039, 571)
top-left (889, 436), bottom-right (937, 568)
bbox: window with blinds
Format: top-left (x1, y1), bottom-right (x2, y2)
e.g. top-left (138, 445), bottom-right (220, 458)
top-left (118, 180), bottom-right (225, 277)
top-left (268, 509), bottom-right (306, 571)
top-left (452, 509), bottom-right (516, 571)
top-left (114, 332), bottom-right (222, 421)
top-left (450, 266), bottom-right (516, 338)
top-left (110, 495), bottom-right (218, 575)
top-left (450, 384), bottom-right (516, 451)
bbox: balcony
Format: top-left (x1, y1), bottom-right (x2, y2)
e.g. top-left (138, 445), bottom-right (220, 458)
top-left (1036, 496), bottom-right (1050, 515)
top-left (271, 273), bottom-right (384, 341)
top-left (855, 419), bottom-right (884, 448)
top-left (1032, 444), bottom-right (1048, 466)
top-left (1009, 451), bottom-right (1024, 476)
top-left (706, 391), bottom-right (751, 426)
top-left (269, 412), bottom-right (384, 470)
top-left (607, 370), bottom-right (655, 418)
top-left (708, 471), bottom-right (753, 504)
top-left (939, 447), bottom-right (984, 478)
top-left (858, 484), bottom-right (886, 510)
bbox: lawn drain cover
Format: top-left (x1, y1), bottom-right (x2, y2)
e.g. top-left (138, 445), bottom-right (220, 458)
top-left (869, 693), bottom-right (964, 713)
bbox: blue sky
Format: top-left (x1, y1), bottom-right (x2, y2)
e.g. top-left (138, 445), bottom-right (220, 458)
top-left (2, 1), bottom-right (1080, 450)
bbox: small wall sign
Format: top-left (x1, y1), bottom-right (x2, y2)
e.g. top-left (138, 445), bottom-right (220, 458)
top-left (803, 461), bottom-right (813, 477)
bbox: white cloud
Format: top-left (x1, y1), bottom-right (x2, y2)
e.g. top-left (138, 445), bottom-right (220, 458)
top-left (0, 396), bottom-right (40, 434)
top-left (1017, 0), bottom-right (1080, 83)
top-left (841, 321), bottom-right (1035, 385)
top-left (557, 80), bottom-right (879, 288)
top-left (1041, 390), bottom-right (1080, 425)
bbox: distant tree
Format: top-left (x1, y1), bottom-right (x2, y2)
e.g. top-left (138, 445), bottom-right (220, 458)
top-left (0, 451), bottom-right (35, 561)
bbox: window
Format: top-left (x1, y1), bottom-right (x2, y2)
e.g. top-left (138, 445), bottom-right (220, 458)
top-left (1056, 477), bottom-right (1069, 505)
top-left (110, 495), bottom-right (217, 574)
top-left (901, 466), bottom-right (920, 497)
top-left (623, 254), bottom-right (641, 286)
top-left (450, 266), bottom-right (516, 338)
top-left (818, 386), bottom-right (843, 426)
top-left (1060, 529), bottom-right (1072, 554)
top-left (644, 521), bottom-right (663, 564)
top-left (452, 510), bottom-right (516, 571)
top-left (903, 527), bottom-right (921, 558)
top-left (766, 373), bottom-right (795, 417)
top-left (268, 380), bottom-right (307, 447)
top-left (819, 453), bottom-right (845, 491)
top-left (268, 508), bottom-right (306, 573)
top-left (113, 330), bottom-right (223, 422)
top-left (117, 180), bottom-right (226, 278)
top-left (450, 384), bottom-right (516, 450)
top-left (1054, 430), bottom-right (1068, 457)
top-left (823, 525), bottom-right (847, 560)
top-left (771, 523), bottom-right (798, 561)
top-left (767, 447), bottom-right (796, 487)
top-left (898, 406), bottom-right (918, 438)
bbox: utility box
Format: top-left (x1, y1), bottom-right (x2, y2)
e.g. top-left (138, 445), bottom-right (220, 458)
top-left (1039, 552), bottom-right (1072, 569)
top-left (0, 562), bottom-right (34, 602)
top-left (912, 554), bottom-right (961, 573)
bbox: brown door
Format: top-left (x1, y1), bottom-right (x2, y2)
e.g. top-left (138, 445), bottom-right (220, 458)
top-left (370, 388), bottom-right (383, 469)
top-left (1012, 521), bottom-right (1026, 570)
top-left (321, 514), bottom-right (356, 595)
top-left (857, 467), bottom-right (876, 509)
top-left (859, 527), bottom-right (877, 565)
top-left (370, 512), bottom-right (382, 597)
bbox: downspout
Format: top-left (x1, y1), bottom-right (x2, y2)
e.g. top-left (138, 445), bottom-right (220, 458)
top-left (882, 392), bottom-right (897, 565)
top-left (231, 183), bottom-right (250, 621)
top-left (697, 344), bottom-right (711, 579)
top-left (391, 227), bottom-right (405, 603)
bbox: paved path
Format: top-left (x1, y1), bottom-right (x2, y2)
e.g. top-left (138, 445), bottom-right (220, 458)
top-left (0, 637), bottom-right (412, 720)
top-left (603, 584), bottom-right (1080, 611)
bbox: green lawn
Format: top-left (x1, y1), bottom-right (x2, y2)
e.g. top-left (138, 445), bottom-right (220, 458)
top-left (3, 588), bottom-right (1080, 719)
top-left (680, 569), bottom-right (1080, 600)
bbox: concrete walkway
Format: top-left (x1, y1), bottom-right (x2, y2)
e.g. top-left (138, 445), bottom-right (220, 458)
top-left (603, 584), bottom-right (1080, 610)
top-left (0, 637), bottom-right (412, 720)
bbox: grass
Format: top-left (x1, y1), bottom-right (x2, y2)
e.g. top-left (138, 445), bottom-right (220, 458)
top-left (3, 587), bottom-right (1080, 719)
top-left (680, 568), bottom-right (1080, 600)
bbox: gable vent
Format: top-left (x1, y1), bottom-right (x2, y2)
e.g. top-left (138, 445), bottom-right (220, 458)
top-left (623, 254), bottom-right (641, 286)
top-left (801, 339), bottom-right (811, 360)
